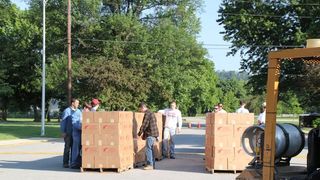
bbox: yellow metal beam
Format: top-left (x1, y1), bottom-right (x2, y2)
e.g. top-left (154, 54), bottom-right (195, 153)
top-left (263, 58), bottom-right (281, 180)
top-left (268, 47), bottom-right (320, 59)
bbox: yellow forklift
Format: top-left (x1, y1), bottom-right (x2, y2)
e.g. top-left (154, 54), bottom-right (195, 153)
top-left (237, 40), bottom-right (320, 180)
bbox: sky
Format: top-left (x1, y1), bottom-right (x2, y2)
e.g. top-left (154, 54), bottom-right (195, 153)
top-left (11, 0), bottom-right (241, 71)
top-left (197, 0), bottom-right (241, 71)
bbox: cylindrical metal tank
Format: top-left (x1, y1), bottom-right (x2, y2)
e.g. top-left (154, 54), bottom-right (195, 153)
top-left (241, 123), bottom-right (304, 159)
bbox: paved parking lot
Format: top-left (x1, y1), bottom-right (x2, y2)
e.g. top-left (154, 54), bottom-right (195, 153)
top-left (0, 126), bottom-right (308, 180)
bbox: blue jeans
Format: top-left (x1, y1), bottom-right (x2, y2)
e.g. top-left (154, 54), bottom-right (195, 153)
top-left (162, 127), bottom-right (176, 157)
top-left (146, 136), bottom-right (155, 166)
top-left (71, 130), bottom-right (81, 168)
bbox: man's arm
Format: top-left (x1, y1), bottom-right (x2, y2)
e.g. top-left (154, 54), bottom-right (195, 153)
top-left (60, 108), bottom-right (69, 133)
top-left (177, 110), bottom-right (182, 132)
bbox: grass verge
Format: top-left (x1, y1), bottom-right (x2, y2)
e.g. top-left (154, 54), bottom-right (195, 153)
top-left (0, 118), bottom-right (60, 140)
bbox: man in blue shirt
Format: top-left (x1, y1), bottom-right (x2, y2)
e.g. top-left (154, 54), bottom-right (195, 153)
top-left (60, 98), bottom-right (82, 168)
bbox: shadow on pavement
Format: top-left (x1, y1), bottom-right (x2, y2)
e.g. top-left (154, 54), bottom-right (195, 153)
top-left (0, 156), bottom-right (80, 172)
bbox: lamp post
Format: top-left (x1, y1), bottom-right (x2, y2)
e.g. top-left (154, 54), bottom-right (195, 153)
top-left (67, 0), bottom-right (72, 104)
top-left (41, 0), bottom-right (47, 136)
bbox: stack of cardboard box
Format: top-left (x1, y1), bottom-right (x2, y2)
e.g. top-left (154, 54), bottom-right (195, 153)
top-left (133, 112), bottom-right (163, 165)
top-left (205, 113), bottom-right (254, 173)
top-left (81, 111), bottom-right (134, 172)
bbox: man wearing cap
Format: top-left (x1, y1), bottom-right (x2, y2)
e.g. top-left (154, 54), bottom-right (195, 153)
top-left (91, 98), bottom-right (100, 112)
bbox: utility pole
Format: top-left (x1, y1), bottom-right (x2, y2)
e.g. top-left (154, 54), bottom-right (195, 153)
top-left (67, 0), bottom-right (72, 104)
top-left (41, 0), bottom-right (47, 136)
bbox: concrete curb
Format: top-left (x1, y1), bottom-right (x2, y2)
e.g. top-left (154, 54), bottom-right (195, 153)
top-left (0, 137), bottom-right (61, 146)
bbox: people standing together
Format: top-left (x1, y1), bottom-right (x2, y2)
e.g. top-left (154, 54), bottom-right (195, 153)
top-left (60, 98), bottom-right (100, 169)
top-left (60, 98), bottom-right (265, 170)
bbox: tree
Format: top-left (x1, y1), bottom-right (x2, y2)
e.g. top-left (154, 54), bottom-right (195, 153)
top-left (0, 1), bottom-right (42, 121)
top-left (217, 0), bottom-right (320, 111)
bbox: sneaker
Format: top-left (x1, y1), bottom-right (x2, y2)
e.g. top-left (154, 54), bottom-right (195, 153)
top-left (170, 156), bottom-right (175, 159)
top-left (143, 165), bottom-right (154, 170)
top-left (63, 164), bottom-right (69, 168)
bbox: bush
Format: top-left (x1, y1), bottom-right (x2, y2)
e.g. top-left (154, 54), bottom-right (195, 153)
top-left (312, 118), bottom-right (320, 128)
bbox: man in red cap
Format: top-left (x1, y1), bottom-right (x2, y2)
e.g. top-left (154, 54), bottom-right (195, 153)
top-left (91, 98), bottom-right (100, 112)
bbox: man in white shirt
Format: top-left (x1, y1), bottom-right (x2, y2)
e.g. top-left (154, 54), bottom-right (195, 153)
top-left (258, 103), bottom-right (266, 125)
top-left (158, 101), bottom-right (182, 159)
top-left (236, 100), bottom-right (249, 113)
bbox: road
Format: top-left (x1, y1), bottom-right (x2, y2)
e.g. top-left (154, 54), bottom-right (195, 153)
top-left (0, 126), bottom-right (308, 180)
top-left (0, 128), bottom-right (237, 180)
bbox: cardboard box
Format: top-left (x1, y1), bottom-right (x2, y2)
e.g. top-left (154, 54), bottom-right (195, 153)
top-left (229, 136), bottom-right (242, 148)
top-left (206, 124), bottom-right (212, 136)
top-left (233, 125), bottom-right (250, 137)
top-left (228, 113), bottom-right (254, 125)
top-left (210, 135), bottom-right (230, 148)
top-left (82, 111), bottom-right (94, 124)
top-left (206, 113), bottom-right (213, 124)
top-left (82, 134), bottom-right (94, 146)
top-left (212, 125), bottom-right (233, 136)
top-left (228, 158), bottom-right (249, 171)
top-left (211, 113), bottom-right (228, 125)
top-left (209, 157), bottom-right (228, 170)
top-left (93, 111), bottom-right (106, 123)
top-left (233, 147), bottom-right (252, 161)
top-left (81, 146), bottom-right (98, 168)
top-left (212, 147), bottom-right (234, 159)
top-left (82, 123), bottom-right (100, 134)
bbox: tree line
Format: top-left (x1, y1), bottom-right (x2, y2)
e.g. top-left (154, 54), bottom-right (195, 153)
top-left (1, 0), bottom-right (312, 121)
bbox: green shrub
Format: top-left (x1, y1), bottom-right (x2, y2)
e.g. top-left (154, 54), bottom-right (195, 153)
top-left (312, 118), bottom-right (320, 128)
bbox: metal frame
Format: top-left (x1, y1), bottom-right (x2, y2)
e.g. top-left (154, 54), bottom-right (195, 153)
top-left (263, 47), bottom-right (320, 180)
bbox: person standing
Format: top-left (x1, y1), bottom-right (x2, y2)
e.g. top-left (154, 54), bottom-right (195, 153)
top-left (137, 102), bottom-right (159, 170)
top-left (159, 100), bottom-right (182, 159)
top-left (217, 103), bottom-right (227, 113)
top-left (236, 100), bottom-right (250, 113)
top-left (60, 98), bottom-right (81, 168)
top-left (258, 102), bottom-right (266, 125)
top-left (61, 98), bottom-right (82, 169)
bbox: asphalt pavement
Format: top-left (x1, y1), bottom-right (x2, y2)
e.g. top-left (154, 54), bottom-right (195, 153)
top-left (0, 127), bottom-right (238, 180)
top-left (0, 125), bottom-right (308, 180)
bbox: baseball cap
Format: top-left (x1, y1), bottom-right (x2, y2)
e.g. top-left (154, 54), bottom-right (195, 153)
top-left (91, 98), bottom-right (100, 106)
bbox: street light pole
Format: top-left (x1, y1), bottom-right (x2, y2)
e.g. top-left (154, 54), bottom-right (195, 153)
top-left (67, 0), bottom-right (72, 104)
top-left (41, 0), bottom-right (46, 136)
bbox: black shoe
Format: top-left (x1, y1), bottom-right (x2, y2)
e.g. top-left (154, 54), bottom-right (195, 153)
top-left (70, 166), bottom-right (80, 169)
top-left (63, 164), bottom-right (69, 168)
top-left (170, 156), bottom-right (175, 159)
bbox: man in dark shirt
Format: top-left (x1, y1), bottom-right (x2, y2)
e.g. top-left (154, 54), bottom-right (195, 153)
top-left (137, 102), bottom-right (159, 170)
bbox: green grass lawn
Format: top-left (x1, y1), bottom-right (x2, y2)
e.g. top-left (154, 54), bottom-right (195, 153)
top-left (0, 118), bottom-right (61, 140)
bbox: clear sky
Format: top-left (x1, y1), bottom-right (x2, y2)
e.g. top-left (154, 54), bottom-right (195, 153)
top-left (11, 0), bottom-right (240, 71)
top-left (197, 0), bottom-right (241, 71)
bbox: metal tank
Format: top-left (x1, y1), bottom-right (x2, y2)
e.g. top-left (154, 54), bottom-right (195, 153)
top-left (241, 123), bottom-right (305, 160)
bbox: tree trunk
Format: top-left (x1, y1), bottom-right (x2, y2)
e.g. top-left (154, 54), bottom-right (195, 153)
top-left (0, 108), bottom-right (7, 121)
top-left (33, 106), bottom-right (40, 122)
top-left (46, 102), bottom-right (51, 122)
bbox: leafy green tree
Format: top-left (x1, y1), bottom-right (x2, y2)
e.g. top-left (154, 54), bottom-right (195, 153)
top-left (217, 0), bottom-right (320, 112)
top-left (1, 1), bottom-right (42, 121)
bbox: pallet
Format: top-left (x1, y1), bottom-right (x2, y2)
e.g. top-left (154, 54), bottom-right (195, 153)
top-left (80, 165), bottom-right (133, 173)
top-left (134, 161), bottom-right (147, 168)
top-left (206, 167), bottom-right (242, 174)
top-left (155, 156), bottom-right (163, 161)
